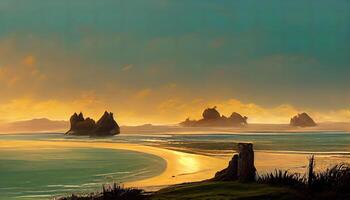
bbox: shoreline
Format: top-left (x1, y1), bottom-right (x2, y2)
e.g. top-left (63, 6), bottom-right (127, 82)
top-left (1, 139), bottom-right (350, 193)
top-left (0, 140), bottom-right (227, 191)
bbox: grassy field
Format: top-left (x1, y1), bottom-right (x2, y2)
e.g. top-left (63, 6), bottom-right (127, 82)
top-left (149, 181), bottom-right (306, 200)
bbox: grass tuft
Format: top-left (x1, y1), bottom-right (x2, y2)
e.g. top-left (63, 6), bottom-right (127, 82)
top-left (257, 170), bottom-right (305, 188)
top-left (57, 183), bottom-right (145, 200)
top-left (258, 155), bottom-right (350, 195)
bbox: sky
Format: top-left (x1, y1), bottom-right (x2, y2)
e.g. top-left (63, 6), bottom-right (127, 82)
top-left (0, 0), bottom-right (349, 125)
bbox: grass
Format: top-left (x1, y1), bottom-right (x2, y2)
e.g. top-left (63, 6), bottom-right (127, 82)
top-left (257, 170), bottom-right (305, 188)
top-left (257, 156), bottom-right (350, 192)
top-left (256, 156), bottom-right (350, 199)
top-left (311, 164), bottom-right (350, 192)
top-left (57, 183), bottom-right (145, 200)
top-left (149, 181), bottom-right (305, 200)
top-left (58, 182), bottom-right (304, 200)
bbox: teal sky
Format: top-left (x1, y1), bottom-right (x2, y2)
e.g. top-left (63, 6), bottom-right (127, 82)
top-left (0, 0), bottom-right (349, 124)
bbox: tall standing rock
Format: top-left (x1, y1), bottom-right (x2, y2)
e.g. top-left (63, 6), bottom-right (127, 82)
top-left (237, 143), bottom-right (256, 182)
top-left (213, 143), bottom-right (256, 182)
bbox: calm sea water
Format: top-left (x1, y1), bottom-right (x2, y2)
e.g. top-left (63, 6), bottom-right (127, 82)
top-left (0, 137), bottom-right (166, 200)
top-left (3, 132), bottom-right (350, 153)
top-left (1, 132), bottom-right (350, 199)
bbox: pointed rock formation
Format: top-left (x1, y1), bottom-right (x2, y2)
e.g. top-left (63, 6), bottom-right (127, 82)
top-left (65, 111), bottom-right (120, 136)
top-left (180, 107), bottom-right (248, 127)
top-left (69, 112), bottom-right (84, 130)
top-left (94, 111), bottom-right (120, 136)
top-left (290, 113), bottom-right (317, 127)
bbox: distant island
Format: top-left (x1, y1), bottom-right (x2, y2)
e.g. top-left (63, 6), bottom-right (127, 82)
top-left (65, 111), bottom-right (120, 136)
top-left (180, 106), bottom-right (248, 127)
top-left (290, 112), bottom-right (317, 127)
top-left (0, 118), bottom-right (68, 133)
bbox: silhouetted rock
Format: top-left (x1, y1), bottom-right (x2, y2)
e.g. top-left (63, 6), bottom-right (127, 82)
top-left (180, 107), bottom-right (248, 127)
top-left (203, 107), bottom-right (221, 120)
top-left (94, 111), bottom-right (120, 136)
top-left (230, 112), bottom-right (248, 126)
top-left (237, 143), bottom-right (256, 182)
top-left (290, 113), bottom-right (317, 127)
top-left (213, 154), bottom-right (238, 181)
top-left (213, 143), bottom-right (256, 182)
top-left (66, 111), bottom-right (120, 136)
top-left (69, 112), bottom-right (84, 130)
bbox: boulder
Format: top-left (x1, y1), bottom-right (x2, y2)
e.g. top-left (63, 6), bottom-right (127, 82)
top-left (290, 113), bottom-right (317, 127)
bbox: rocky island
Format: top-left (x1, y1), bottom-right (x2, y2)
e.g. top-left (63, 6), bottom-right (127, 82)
top-left (290, 112), bottom-right (317, 127)
top-left (65, 111), bottom-right (120, 136)
top-left (180, 106), bottom-right (248, 127)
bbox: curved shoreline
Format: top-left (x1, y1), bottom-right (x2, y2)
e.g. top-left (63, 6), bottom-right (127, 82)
top-left (0, 140), bottom-right (227, 190)
top-left (2, 139), bottom-right (349, 193)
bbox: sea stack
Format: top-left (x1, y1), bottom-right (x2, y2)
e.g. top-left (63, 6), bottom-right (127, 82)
top-left (213, 143), bottom-right (256, 182)
top-left (237, 143), bottom-right (256, 182)
top-left (180, 107), bottom-right (248, 127)
top-left (66, 111), bottom-right (120, 136)
top-left (290, 113), bottom-right (317, 127)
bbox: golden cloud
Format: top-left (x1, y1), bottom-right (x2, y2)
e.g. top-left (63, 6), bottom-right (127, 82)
top-left (0, 55), bottom-right (46, 87)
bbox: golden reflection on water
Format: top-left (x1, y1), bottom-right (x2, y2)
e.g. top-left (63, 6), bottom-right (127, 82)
top-left (175, 152), bottom-right (201, 173)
